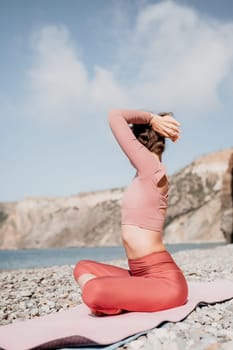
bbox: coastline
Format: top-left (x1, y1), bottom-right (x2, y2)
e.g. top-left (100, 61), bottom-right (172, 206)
top-left (0, 244), bottom-right (233, 349)
top-left (0, 241), bottom-right (226, 270)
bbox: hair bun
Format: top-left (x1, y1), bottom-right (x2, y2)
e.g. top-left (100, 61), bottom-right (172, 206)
top-left (158, 112), bottom-right (174, 117)
top-left (131, 123), bottom-right (166, 156)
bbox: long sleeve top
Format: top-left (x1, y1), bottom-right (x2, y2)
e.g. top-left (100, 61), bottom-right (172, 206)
top-left (108, 109), bottom-right (168, 232)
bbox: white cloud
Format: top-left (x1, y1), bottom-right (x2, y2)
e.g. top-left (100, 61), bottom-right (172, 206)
top-left (90, 67), bottom-right (132, 110)
top-left (23, 25), bottom-right (89, 123)
top-left (121, 1), bottom-right (233, 113)
top-left (13, 1), bottom-right (233, 124)
top-left (19, 24), bottom-right (132, 125)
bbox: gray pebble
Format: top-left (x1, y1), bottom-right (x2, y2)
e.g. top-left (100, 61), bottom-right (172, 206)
top-left (222, 340), bottom-right (233, 350)
top-left (146, 338), bottom-right (163, 350)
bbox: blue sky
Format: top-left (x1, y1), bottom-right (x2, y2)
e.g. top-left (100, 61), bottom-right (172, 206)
top-left (1, 0), bottom-right (233, 202)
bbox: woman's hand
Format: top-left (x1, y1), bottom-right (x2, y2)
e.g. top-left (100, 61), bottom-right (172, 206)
top-left (150, 113), bottom-right (181, 142)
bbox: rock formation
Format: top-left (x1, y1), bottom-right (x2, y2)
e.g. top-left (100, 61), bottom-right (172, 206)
top-left (164, 149), bottom-right (233, 243)
top-left (220, 152), bottom-right (233, 243)
top-left (0, 189), bottom-right (123, 249)
top-left (0, 149), bottom-right (232, 249)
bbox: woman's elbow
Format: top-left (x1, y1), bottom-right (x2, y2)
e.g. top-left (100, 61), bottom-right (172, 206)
top-left (108, 109), bottom-right (120, 120)
top-left (108, 109), bottom-right (118, 126)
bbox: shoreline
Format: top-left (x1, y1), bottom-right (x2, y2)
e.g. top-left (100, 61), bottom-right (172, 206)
top-left (0, 245), bottom-right (233, 349)
top-left (0, 241), bottom-right (227, 271)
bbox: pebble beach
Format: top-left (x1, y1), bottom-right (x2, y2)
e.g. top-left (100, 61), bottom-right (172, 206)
top-left (0, 245), bottom-right (233, 350)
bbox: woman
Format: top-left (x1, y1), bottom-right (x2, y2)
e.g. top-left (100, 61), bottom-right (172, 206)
top-left (73, 109), bottom-right (188, 316)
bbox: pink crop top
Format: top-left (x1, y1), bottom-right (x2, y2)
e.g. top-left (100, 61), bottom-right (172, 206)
top-left (108, 109), bottom-right (169, 232)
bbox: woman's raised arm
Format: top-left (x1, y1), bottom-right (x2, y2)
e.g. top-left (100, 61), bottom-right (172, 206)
top-left (108, 109), bottom-right (161, 176)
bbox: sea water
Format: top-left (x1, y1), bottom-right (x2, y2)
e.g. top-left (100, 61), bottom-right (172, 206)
top-left (0, 242), bottom-right (226, 270)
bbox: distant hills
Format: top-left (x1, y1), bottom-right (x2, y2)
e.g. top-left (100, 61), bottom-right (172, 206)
top-left (0, 148), bottom-right (232, 249)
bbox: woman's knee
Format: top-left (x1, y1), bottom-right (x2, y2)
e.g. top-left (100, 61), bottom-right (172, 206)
top-left (73, 260), bottom-right (94, 281)
top-left (82, 278), bottom-right (106, 309)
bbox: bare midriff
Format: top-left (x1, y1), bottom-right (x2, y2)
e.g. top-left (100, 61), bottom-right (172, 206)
top-left (121, 224), bottom-right (166, 259)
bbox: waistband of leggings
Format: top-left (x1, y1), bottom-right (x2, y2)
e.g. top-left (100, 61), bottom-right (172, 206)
top-left (128, 250), bottom-right (174, 264)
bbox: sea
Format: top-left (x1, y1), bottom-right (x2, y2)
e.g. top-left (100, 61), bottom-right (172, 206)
top-left (0, 242), bottom-right (226, 270)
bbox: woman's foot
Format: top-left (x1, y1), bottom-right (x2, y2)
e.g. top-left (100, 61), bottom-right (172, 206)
top-left (77, 273), bottom-right (96, 291)
top-left (91, 308), bottom-right (123, 316)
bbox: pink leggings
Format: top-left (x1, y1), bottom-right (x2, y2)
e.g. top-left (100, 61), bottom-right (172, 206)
top-left (73, 250), bottom-right (188, 315)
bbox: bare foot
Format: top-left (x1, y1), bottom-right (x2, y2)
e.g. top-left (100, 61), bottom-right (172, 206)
top-left (91, 308), bottom-right (123, 316)
top-left (77, 273), bottom-right (96, 291)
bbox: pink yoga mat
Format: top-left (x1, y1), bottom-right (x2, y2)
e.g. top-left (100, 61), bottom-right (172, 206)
top-left (0, 280), bottom-right (233, 350)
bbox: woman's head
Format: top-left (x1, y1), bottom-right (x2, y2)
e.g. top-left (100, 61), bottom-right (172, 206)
top-left (131, 112), bottom-right (173, 157)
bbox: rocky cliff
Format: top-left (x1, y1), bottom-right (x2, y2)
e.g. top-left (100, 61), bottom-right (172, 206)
top-left (0, 149), bottom-right (232, 249)
top-left (164, 149), bottom-right (232, 243)
top-left (220, 152), bottom-right (233, 243)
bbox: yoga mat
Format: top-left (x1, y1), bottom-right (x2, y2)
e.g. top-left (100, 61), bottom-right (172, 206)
top-left (0, 280), bottom-right (233, 350)
top-left (62, 331), bottom-right (149, 350)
